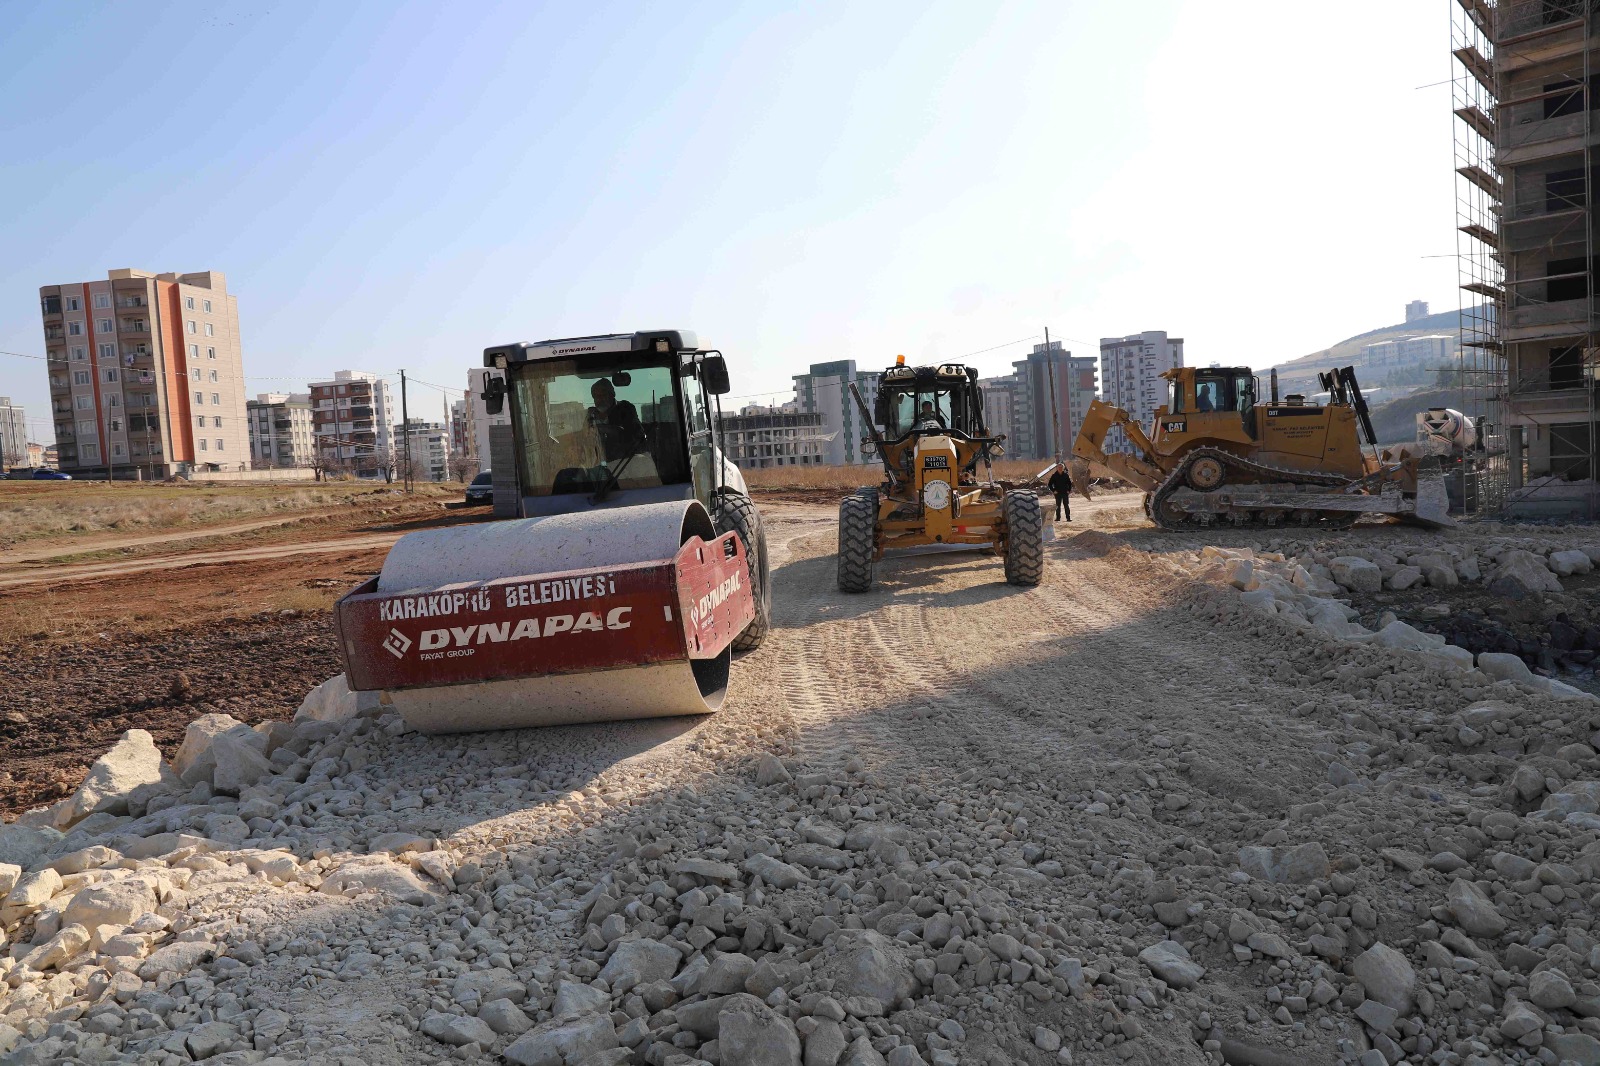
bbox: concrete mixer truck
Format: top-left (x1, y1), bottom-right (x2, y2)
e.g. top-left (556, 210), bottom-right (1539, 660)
top-left (331, 330), bottom-right (771, 734)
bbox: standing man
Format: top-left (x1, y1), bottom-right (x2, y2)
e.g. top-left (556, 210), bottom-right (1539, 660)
top-left (1047, 464), bottom-right (1074, 522)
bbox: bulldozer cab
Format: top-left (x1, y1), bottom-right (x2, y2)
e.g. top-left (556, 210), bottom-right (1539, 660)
top-left (483, 330), bottom-right (745, 518)
top-left (1168, 367), bottom-right (1256, 417)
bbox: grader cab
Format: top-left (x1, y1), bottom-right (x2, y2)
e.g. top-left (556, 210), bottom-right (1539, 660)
top-left (836, 358), bottom-right (1045, 592)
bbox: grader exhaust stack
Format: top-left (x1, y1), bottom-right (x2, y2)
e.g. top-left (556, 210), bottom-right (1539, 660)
top-left (333, 330), bottom-right (770, 734)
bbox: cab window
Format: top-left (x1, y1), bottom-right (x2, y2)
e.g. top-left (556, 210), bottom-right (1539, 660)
top-left (1193, 373), bottom-right (1235, 413)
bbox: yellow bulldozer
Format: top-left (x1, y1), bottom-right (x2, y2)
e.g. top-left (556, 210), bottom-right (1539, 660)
top-left (836, 358), bottom-right (1045, 591)
top-left (1073, 364), bottom-right (1453, 530)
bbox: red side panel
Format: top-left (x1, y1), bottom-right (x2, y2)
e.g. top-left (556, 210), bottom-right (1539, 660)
top-left (674, 532), bottom-right (756, 658)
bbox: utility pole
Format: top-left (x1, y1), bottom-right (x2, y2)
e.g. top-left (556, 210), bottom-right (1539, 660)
top-left (1044, 327), bottom-right (1061, 464)
top-left (400, 369), bottom-right (411, 491)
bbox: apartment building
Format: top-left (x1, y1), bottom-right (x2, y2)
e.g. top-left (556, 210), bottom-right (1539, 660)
top-left (1099, 331), bottom-right (1185, 455)
top-left (1006, 342), bottom-right (1099, 461)
top-left (792, 360), bottom-right (881, 465)
top-left (1406, 299), bottom-right (1431, 323)
top-left (0, 396), bottom-right (26, 469)
top-left (309, 371), bottom-right (395, 478)
top-left (400, 418), bottom-right (451, 481)
top-left (246, 393), bottom-right (316, 469)
top-left (717, 406), bottom-right (828, 469)
top-left (1451, 0), bottom-right (1600, 513)
top-left (39, 269), bottom-right (246, 477)
top-left (978, 376), bottom-right (1023, 452)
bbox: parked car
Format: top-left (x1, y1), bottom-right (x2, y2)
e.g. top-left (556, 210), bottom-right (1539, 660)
top-left (464, 470), bottom-right (493, 505)
top-left (33, 469), bottom-right (72, 481)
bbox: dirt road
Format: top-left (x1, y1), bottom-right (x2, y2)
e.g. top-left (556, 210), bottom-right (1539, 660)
top-left (6, 496), bottom-right (1594, 1066)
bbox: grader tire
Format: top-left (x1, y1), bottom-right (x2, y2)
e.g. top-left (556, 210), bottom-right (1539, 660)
top-left (1002, 490), bottom-right (1045, 587)
top-left (712, 491), bottom-right (771, 651)
top-left (837, 492), bottom-right (878, 593)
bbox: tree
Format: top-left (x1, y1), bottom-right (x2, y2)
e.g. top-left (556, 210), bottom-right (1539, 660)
top-left (370, 446), bottom-right (398, 484)
top-left (448, 450), bottom-right (479, 483)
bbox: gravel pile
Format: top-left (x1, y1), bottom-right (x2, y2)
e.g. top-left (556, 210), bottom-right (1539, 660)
top-left (3, 515), bottom-right (1600, 1066)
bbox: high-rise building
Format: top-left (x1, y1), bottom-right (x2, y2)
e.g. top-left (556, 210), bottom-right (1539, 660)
top-left (1008, 342), bottom-right (1098, 461)
top-left (39, 269), bottom-right (247, 477)
top-left (309, 371), bottom-right (395, 478)
top-left (247, 393), bottom-right (316, 469)
top-left (400, 418), bottom-right (451, 481)
top-left (792, 360), bottom-right (881, 465)
top-left (1405, 299), bottom-right (1430, 323)
top-left (717, 406), bottom-right (829, 469)
top-left (1451, 3), bottom-right (1600, 513)
top-left (1099, 331), bottom-right (1184, 455)
top-left (464, 368), bottom-right (509, 474)
top-left (0, 396), bottom-right (26, 470)
top-left (977, 376), bottom-right (1024, 453)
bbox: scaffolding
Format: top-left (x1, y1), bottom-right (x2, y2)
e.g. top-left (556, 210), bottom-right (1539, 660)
top-left (1452, 0), bottom-right (1509, 515)
top-left (1458, 0), bottom-right (1600, 517)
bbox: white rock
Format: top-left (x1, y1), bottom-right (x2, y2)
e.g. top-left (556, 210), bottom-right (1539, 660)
top-left (552, 979), bottom-right (610, 1020)
top-left (294, 673), bottom-right (366, 723)
top-left (319, 856), bottom-right (437, 905)
top-left (0, 824), bottom-right (62, 870)
top-left (1446, 879), bottom-right (1507, 937)
top-left (21, 922), bottom-right (90, 971)
top-left (1386, 566), bottom-right (1423, 591)
top-left (61, 729), bottom-right (166, 826)
top-left (210, 729), bottom-right (274, 794)
top-left (1237, 842), bottom-right (1329, 884)
top-left (0, 863), bottom-right (19, 897)
top-left (1372, 620), bottom-right (1444, 653)
top-left (1138, 940), bottom-right (1205, 989)
top-left (756, 754), bottom-right (793, 785)
top-left (744, 852), bottom-right (809, 889)
top-left (480, 998), bottom-right (534, 1036)
top-left (1487, 550), bottom-right (1562, 599)
top-left (62, 879), bottom-right (156, 931)
top-left (1550, 549), bottom-right (1593, 576)
top-left (1351, 943), bottom-right (1416, 1014)
top-left (173, 712), bottom-right (250, 785)
top-left (1330, 557), bottom-right (1382, 593)
top-left (503, 1012), bottom-right (619, 1066)
top-left (598, 938), bottom-right (682, 991)
top-left (719, 997), bottom-right (803, 1066)
top-left (1476, 653), bottom-right (1535, 685)
top-left (421, 1012), bottom-right (497, 1048)
top-left (1, 867), bottom-right (62, 923)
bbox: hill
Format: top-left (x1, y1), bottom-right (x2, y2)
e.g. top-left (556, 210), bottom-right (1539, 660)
top-left (1267, 306), bottom-right (1483, 397)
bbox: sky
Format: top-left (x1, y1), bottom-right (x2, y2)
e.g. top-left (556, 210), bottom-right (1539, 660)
top-left (0, 0), bottom-right (1461, 443)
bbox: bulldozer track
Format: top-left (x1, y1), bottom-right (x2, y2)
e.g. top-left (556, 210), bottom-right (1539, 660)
top-left (1149, 447), bottom-right (1362, 532)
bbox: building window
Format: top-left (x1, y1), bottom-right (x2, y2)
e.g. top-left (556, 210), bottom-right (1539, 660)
top-left (71, 346), bottom-right (86, 360)
top-left (213, 416), bottom-right (222, 428)
top-left (97, 318), bottom-right (112, 333)
top-left (195, 392), bottom-right (204, 405)
top-left (1550, 422), bottom-right (1592, 480)
top-left (68, 322), bottom-right (82, 336)
top-left (198, 439), bottom-right (207, 451)
top-left (82, 443), bottom-right (99, 460)
top-left (185, 296), bottom-right (195, 310)
top-left (211, 393), bottom-right (220, 405)
top-left (94, 293), bottom-right (109, 309)
top-left (216, 439), bottom-right (224, 450)
top-left (98, 343), bottom-right (115, 359)
top-left (196, 415), bottom-right (205, 428)
top-left (112, 442), bottom-right (124, 457)
top-left (103, 369), bottom-right (118, 382)
top-left (110, 418), bottom-right (122, 432)
top-left (1546, 168), bottom-right (1586, 212)
top-left (78, 419), bottom-right (95, 434)
top-left (73, 370), bottom-right (90, 385)
top-left (1550, 345), bottom-right (1583, 389)
top-left (187, 320), bottom-right (197, 334)
top-left (1547, 256), bottom-right (1592, 302)
top-left (207, 347), bottom-right (216, 360)
top-left (209, 370), bottom-right (218, 382)
top-left (108, 394), bottom-right (118, 407)
top-left (65, 297), bottom-right (80, 312)
top-left (75, 395), bottom-right (93, 410)
top-left (203, 299), bottom-right (212, 313)
top-left (191, 368), bottom-right (201, 380)
top-left (204, 323), bottom-right (214, 337)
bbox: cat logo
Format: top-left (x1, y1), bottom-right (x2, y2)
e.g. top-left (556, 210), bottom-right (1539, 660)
top-left (1162, 419), bottom-right (1186, 434)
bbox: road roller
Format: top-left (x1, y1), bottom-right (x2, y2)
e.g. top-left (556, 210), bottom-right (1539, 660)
top-left (332, 330), bottom-right (771, 734)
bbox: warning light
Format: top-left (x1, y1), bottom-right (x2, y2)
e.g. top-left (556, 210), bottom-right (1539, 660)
top-left (895, 354), bottom-right (906, 366)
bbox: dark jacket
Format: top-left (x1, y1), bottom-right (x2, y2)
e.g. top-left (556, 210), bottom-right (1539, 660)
top-left (1048, 469), bottom-right (1074, 495)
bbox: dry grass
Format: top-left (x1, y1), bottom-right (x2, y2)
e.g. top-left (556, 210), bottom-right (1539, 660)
top-left (741, 458), bottom-right (1066, 491)
top-left (267, 585), bottom-right (342, 614)
top-left (0, 481), bottom-right (455, 545)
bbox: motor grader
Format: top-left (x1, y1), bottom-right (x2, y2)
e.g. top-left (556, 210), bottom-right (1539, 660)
top-left (1073, 364), bottom-right (1453, 530)
top-left (331, 330), bottom-right (769, 734)
top-left (836, 357), bottom-right (1045, 592)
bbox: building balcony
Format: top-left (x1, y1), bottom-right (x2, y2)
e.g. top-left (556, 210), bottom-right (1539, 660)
top-left (116, 297), bottom-right (147, 310)
top-left (43, 329), bottom-right (64, 342)
top-left (274, 419), bottom-right (293, 430)
top-left (117, 322), bottom-right (150, 334)
top-left (1503, 298), bottom-right (1598, 342)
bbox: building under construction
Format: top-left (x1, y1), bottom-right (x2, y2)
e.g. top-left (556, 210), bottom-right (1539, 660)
top-left (1453, 0), bottom-right (1600, 516)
